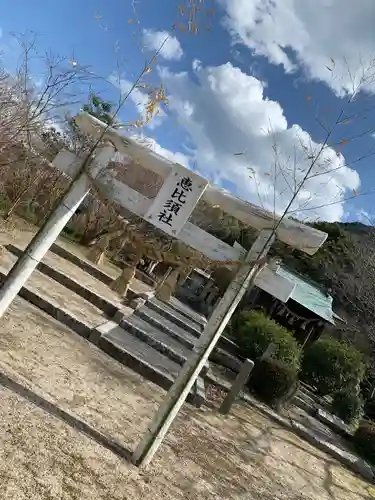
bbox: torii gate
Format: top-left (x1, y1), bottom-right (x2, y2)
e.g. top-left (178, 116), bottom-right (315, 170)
top-left (0, 112), bottom-right (327, 467)
top-left (55, 113), bottom-right (326, 303)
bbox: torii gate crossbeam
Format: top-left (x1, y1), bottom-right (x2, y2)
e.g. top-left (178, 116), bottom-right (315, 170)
top-left (75, 113), bottom-right (327, 256)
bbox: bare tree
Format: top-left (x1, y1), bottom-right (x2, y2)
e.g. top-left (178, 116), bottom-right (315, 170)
top-left (0, 33), bottom-right (95, 220)
top-left (328, 225), bottom-right (375, 344)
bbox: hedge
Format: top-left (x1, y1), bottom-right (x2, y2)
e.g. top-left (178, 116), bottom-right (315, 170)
top-left (249, 358), bottom-right (298, 407)
top-left (301, 337), bottom-right (366, 396)
top-left (354, 421), bottom-right (375, 464)
top-left (331, 391), bottom-right (364, 425)
top-left (364, 399), bottom-right (375, 422)
top-left (231, 310), bottom-right (301, 370)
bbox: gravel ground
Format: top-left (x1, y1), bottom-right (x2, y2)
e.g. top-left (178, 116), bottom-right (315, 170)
top-left (0, 298), bottom-right (372, 499)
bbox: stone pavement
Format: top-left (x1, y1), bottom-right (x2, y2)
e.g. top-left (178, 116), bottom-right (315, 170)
top-left (0, 216), bottom-right (153, 299)
top-left (206, 363), bottom-right (374, 482)
top-left (0, 249), bottom-right (106, 336)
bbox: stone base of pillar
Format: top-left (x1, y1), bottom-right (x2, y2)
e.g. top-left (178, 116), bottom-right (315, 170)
top-left (156, 268), bottom-right (180, 302)
top-left (87, 247), bottom-right (105, 265)
top-left (110, 265), bottom-right (136, 297)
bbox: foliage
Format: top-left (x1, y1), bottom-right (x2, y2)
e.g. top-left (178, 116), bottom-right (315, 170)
top-left (271, 222), bottom-right (355, 285)
top-left (41, 116), bottom-right (95, 159)
top-left (214, 219), bottom-right (375, 395)
top-left (331, 390), bottom-right (364, 425)
top-left (231, 310), bottom-right (301, 370)
top-left (83, 93), bottom-right (119, 128)
top-left (248, 358), bottom-right (298, 407)
top-left (364, 399), bottom-right (375, 422)
top-left (268, 222), bottom-right (375, 362)
top-left (301, 337), bottom-right (366, 396)
top-left (354, 421), bottom-right (375, 464)
top-left (360, 370), bottom-right (375, 401)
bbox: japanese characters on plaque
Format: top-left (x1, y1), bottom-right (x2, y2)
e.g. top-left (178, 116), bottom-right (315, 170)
top-left (145, 164), bottom-right (209, 237)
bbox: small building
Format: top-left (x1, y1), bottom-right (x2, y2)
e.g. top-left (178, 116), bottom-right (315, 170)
top-left (175, 268), bottom-right (220, 315)
top-left (247, 266), bottom-right (345, 346)
top-left (176, 262), bottom-right (344, 347)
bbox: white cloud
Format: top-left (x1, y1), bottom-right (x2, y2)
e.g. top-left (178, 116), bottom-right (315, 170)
top-left (109, 75), bottom-right (147, 112)
top-left (160, 61), bottom-right (360, 221)
top-left (142, 29), bottom-right (183, 61)
top-left (222, 0), bottom-right (375, 95)
top-left (118, 133), bottom-right (192, 168)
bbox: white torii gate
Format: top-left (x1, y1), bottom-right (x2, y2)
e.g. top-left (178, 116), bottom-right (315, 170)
top-left (0, 112), bottom-right (327, 467)
top-left (54, 146), bottom-right (297, 302)
top-left (74, 113), bottom-right (326, 257)
top-left (54, 113), bottom-right (326, 302)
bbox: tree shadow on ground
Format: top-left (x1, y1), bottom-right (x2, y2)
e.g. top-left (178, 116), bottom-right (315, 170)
top-left (271, 428), bottom-right (370, 498)
top-left (167, 403), bottom-right (372, 500)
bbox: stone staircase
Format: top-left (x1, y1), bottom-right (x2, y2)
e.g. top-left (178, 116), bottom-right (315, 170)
top-left (94, 297), bottom-right (207, 407)
top-left (3, 240), bottom-right (208, 407)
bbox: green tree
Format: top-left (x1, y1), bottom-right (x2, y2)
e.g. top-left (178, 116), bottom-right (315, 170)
top-left (82, 93), bottom-right (119, 128)
top-left (231, 310), bottom-right (302, 370)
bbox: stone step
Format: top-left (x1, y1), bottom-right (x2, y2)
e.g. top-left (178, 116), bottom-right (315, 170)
top-left (167, 296), bottom-right (207, 327)
top-left (137, 303), bottom-right (243, 375)
top-left (209, 348), bottom-right (243, 373)
top-left (51, 242), bottom-right (113, 285)
top-left (50, 242), bottom-right (156, 288)
top-left (135, 305), bottom-right (197, 351)
top-left (93, 322), bottom-right (204, 407)
top-left (0, 249), bottom-right (105, 339)
top-left (147, 298), bottom-right (203, 338)
top-left (6, 244), bottom-right (125, 317)
top-left (120, 314), bottom-right (192, 366)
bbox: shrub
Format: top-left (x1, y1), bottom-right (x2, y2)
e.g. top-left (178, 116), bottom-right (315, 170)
top-left (354, 421), bottom-right (375, 464)
top-left (360, 370), bottom-right (375, 401)
top-left (364, 399), bottom-right (375, 422)
top-left (232, 310), bottom-right (301, 370)
top-left (331, 391), bottom-right (364, 425)
top-left (249, 358), bottom-right (298, 407)
top-left (301, 337), bottom-right (366, 396)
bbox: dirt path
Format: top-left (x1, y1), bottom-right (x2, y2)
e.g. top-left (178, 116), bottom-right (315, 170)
top-left (0, 296), bottom-right (371, 499)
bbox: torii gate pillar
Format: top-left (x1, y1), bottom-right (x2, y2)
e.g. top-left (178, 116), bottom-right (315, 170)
top-left (132, 229), bottom-right (275, 467)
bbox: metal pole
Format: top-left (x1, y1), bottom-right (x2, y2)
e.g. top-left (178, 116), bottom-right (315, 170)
top-left (132, 229), bottom-right (275, 468)
top-left (219, 358), bottom-right (254, 415)
top-left (0, 144), bottom-right (115, 317)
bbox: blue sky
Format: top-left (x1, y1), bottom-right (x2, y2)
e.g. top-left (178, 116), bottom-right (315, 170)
top-left (1, 0), bottom-right (375, 223)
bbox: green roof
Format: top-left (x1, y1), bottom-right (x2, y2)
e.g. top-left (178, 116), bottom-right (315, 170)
top-left (276, 266), bottom-right (341, 325)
